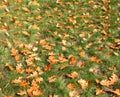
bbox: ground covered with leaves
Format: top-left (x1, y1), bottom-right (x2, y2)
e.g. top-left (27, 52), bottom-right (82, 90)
top-left (0, 0), bottom-right (120, 97)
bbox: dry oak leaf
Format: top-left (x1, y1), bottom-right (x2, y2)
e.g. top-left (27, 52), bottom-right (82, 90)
top-left (48, 75), bottom-right (57, 83)
top-left (58, 54), bottom-right (68, 63)
top-left (105, 88), bottom-right (120, 95)
top-left (19, 80), bottom-right (29, 87)
top-left (5, 63), bottom-right (14, 71)
top-left (22, 31), bottom-right (30, 37)
top-left (27, 80), bottom-right (43, 97)
top-left (11, 77), bottom-right (22, 84)
top-left (4, 96), bottom-right (12, 97)
top-left (78, 79), bottom-right (90, 89)
top-left (11, 48), bottom-right (18, 56)
top-left (25, 68), bottom-right (34, 73)
top-left (17, 91), bottom-right (26, 96)
top-left (100, 73), bottom-right (118, 87)
top-left (102, 0), bottom-right (110, 4)
top-left (89, 56), bottom-right (101, 63)
top-left (56, 0), bottom-right (62, 4)
top-left (69, 90), bottom-right (80, 97)
top-left (96, 88), bottom-right (103, 95)
top-left (15, 63), bottom-right (24, 73)
top-left (22, 7), bottom-right (30, 12)
top-left (67, 83), bottom-right (76, 90)
top-left (66, 71), bottom-right (78, 79)
top-left (68, 55), bottom-right (76, 65)
top-left (49, 95), bottom-right (59, 97)
top-left (15, 54), bottom-right (20, 61)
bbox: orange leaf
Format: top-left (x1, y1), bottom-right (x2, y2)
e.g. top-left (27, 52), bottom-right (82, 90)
top-left (11, 48), bottom-right (18, 56)
top-left (15, 55), bottom-right (20, 61)
top-left (102, 0), bottom-right (109, 4)
top-left (67, 83), bottom-right (76, 90)
top-left (69, 55), bottom-right (76, 65)
top-left (19, 80), bottom-right (28, 87)
top-left (66, 71), bottom-right (78, 79)
top-left (96, 88), bottom-right (103, 95)
top-left (4, 96), bottom-right (12, 97)
top-left (25, 68), bottom-right (34, 73)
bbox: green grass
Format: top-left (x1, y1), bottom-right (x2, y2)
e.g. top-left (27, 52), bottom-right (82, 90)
top-left (0, 0), bottom-right (120, 97)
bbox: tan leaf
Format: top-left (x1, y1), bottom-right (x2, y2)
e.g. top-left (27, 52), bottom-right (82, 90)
top-left (100, 73), bottom-right (118, 86)
top-left (78, 79), bottom-right (90, 89)
top-left (102, 6), bottom-right (108, 12)
top-left (11, 77), bottom-right (22, 84)
top-left (48, 75), bottom-right (56, 83)
top-left (22, 31), bottom-right (30, 37)
top-left (17, 91), bottom-right (26, 96)
top-left (106, 88), bottom-right (120, 95)
top-left (22, 7), bottom-right (30, 12)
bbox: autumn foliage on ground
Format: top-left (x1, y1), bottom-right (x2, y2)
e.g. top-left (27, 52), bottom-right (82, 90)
top-left (0, 0), bottom-right (120, 97)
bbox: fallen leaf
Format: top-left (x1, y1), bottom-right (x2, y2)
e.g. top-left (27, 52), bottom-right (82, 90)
top-left (11, 48), bottom-right (18, 56)
top-left (96, 88), bottom-right (103, 95)
top-left (17, 91), bottom-right (26, 96)
top-left (48, 75), bottom-right (56, 83)
top-left (22, 7), bottom-right (30, 12)
top-left (66, 71), bottom-right (78, 79)
top-left (78, 79), bottom-right (90, 89)
top-left (100, 73), bottom-right (118, 86)
top-left (105, 88), bottom-right (120, 95)
top-left (19, 80), bottom-right (29, 87)
top-left (22, 31), bottom-right (30, 37)
top-left (68, 55), bottom-right (76, 65)
top-left (5, 63), bottom-right (14, 71)
top-left (67, 83), bottom-right (76, 90)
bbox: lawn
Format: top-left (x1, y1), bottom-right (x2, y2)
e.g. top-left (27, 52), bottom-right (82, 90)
top-left (0, 0), bottom-right (120, 97)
